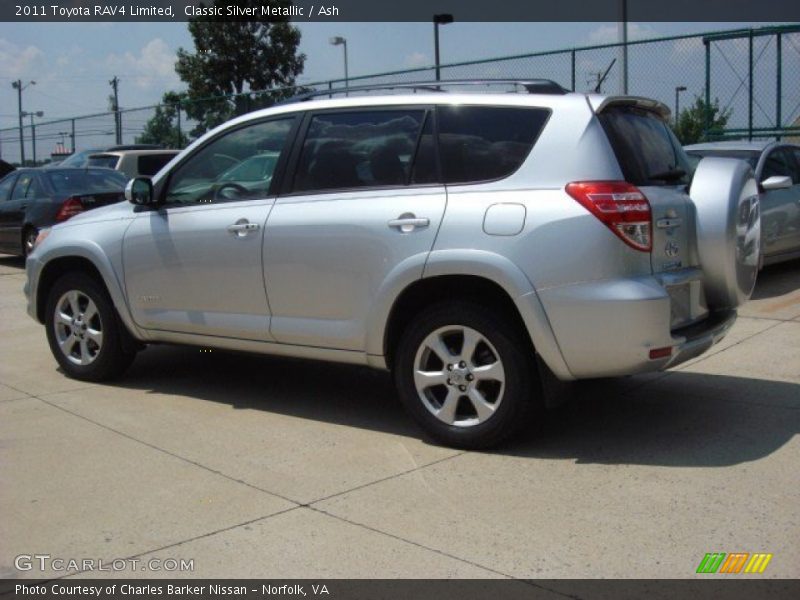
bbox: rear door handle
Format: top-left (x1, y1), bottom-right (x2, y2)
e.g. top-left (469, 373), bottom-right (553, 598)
top-left (388, 214), bottom-right (430, 233)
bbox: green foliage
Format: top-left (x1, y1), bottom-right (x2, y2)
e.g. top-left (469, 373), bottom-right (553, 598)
top-left (136, 91), bottom-right (189, 148)
top-left (673, 96), bottom-right (732, 145)
top-left (175, 0), bottom-right (305, 137)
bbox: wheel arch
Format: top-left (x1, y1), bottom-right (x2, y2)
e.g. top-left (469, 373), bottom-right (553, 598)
top-left (375, 252), bottom-right (573, 380)
top-left (34, 247), bottom-right (142, 346)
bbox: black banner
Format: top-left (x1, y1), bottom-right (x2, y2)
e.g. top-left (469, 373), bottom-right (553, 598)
top-left (2, 580), bottom-right (800, 600)
top-left (2, 0), bottom-right (800, 22)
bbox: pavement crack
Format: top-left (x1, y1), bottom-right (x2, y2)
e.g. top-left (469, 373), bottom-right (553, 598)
top-left (31, 394), bottom-right (300, 506)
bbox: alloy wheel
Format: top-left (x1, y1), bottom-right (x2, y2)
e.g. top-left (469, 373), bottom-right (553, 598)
top-left (53, 290), bottom-right (104, 366)
top-left (413, 325), bottom-right (506, 427)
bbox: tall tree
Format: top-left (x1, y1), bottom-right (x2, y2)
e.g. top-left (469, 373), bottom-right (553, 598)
top-left (136, 91), bottom-right (189, 148)
top-left (175, 0), bottom-right (305, 136)
top-left (673, 96), bottom-right (732, 145)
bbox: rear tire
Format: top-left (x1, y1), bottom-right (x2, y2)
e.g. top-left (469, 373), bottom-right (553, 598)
top-left (394, 301), bottom-right (542, 449)
top-left (45, 273), bottom-right (137, 381)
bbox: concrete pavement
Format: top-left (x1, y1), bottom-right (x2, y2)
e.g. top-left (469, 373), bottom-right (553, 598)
top-left (1, 255), bottom-right (798, 579)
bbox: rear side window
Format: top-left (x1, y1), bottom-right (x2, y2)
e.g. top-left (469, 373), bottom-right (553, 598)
top-left (137, 153), bottom-right (177, 177)
top-left (47, 171), bottom-right (127, 195)
top-left (437, 106), bottom-right (549, 184)
top-left (293, 110), bottom-right (427, 193)
top-left (0, 174), bottom-right (18, 201)
top-left (599, 106), bottom-right (692, 186)
top-left (11, 173), bottom-right (34, 201)
top-left (87, 154), bottom-right (120, 170)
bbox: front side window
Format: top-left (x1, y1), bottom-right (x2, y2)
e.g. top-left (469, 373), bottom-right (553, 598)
top-left (761, 148), bottom-right (800, 184)
top-left (437, 106), bottom-right (549, 184)
top-left (165, 118), bottom-right (294, 205)
top-left (292, 110), bottom-right (427, 193)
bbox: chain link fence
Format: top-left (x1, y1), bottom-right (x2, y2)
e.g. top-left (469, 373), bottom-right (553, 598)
top-left (2, 24), bottom-right (799, 166)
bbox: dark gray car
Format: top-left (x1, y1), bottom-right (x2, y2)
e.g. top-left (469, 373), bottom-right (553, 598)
top-left (686, 141), bottom-right (800, 267)
top-left (0, 168), bottom-right (127, 256)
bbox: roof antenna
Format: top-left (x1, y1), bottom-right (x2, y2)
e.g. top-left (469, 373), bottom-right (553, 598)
top-left (593, 58), bottom-right (617, 93)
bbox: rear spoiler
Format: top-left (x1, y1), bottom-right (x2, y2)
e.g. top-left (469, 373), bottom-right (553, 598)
top-left (586, 95), bottom-right (671, 121)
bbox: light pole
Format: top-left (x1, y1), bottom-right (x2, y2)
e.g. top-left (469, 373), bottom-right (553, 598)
top-left (329, 37), bottom-right (348, 94)
top-left (675, 86), bottom-right (687, 128)
top-left (433, 14), bottom-right (454, 81)
top-left (11, 79), bottom-right (35, 165)
top-left (22, 111), bottom-right (44, 166)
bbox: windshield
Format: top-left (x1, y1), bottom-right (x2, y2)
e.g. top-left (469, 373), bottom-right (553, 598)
top-left (47, 170), bottom-right (127, 195)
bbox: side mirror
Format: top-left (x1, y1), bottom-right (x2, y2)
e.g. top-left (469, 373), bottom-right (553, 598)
top-left (125, 177), bottom-right (155, 205)
top-left (760, 175), bottom-right (792, 191)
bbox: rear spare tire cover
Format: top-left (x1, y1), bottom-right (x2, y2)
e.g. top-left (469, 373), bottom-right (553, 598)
top-left (690, 157), bottom-right (760, 310)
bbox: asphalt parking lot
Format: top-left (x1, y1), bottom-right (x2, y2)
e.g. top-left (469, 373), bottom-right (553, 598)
top-left (0, 254), bottom-right (798, 580)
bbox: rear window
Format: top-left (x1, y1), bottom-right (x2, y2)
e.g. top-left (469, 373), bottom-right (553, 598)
top-left (87, 154), bottom-right (120, 169)
top-left (437, 106), bottom-right (549, 184)
top-left (137, 153), bottom-right (177, 176)
top-left (598, 106), bottom-right (692, 186)
top-left (46, 170), bottom-right (127, 195)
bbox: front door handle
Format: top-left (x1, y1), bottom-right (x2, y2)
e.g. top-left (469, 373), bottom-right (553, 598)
top-left (388, 213), bottom-right (430, 233)
top-left (227, 219), bottom-right (260, 237)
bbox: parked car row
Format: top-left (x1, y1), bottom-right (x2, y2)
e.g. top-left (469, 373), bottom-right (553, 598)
top-left (0, 145), bottom-right (179, 256)
top-left (685, 141), bottom-right (800, 267)
top-left (23, 81), bottom-right (775, 448)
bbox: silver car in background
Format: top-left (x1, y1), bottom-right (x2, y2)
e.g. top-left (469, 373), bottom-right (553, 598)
top-left (686, 141), bottom-right (800, 267)
top-left (24, 81), bottom-right (761, 448)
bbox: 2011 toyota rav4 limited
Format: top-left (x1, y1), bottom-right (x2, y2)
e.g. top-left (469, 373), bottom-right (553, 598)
top-left (24, 80), bottom-right (761, 449)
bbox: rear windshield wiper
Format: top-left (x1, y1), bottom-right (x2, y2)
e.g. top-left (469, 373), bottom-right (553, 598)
top-left (648, 168), bottom-right (686, 182)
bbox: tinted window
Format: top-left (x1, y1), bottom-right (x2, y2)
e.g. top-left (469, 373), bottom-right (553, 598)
top-left (599, 106), bottom-right (692, 186)
top-left (59, 149), bottom-right (101, 168)
top-left (761, 148), bottom-right (800, 184)
top-left (410, 113), bottom-right (437, 185)
top-left (0, 174), bottom-right (18, 202)
top-left (46, 170), bottom-right (127, 195)
top-left (437, 106), bottom-right (548, 184)
top-left (11, 173), bottom-right (34, 201)
top-left (137, 153), bottom-right (178, 177)
top-left (293, 110), bottom-right (426, 193)
top-left (165, 118), bottom-right (294, 205)
top-left (87, 155), bottom-right (120, 169)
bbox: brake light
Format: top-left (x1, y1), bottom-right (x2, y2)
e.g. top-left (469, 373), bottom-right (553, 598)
top-left (565, 181), bottom-right (652, 252)
top-left (55, 196), bottom-right (84, 222)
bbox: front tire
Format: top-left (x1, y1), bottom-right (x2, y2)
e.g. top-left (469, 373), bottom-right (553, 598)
top-left (394, 302), bottom-right (542, 449)
top-left (45, 273), bottom-right (136, 381)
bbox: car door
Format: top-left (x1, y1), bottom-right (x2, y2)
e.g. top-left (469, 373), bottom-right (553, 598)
top-left (759, 147), bottom-right (800, 256)
top-left (785, 148), bottom-right (800, 254)
top-left (263, 107), bottom-right (446, 351)
top-left (122, 116), bottom-right (297, 341)
top-left (0, 173), bottom-right (19, 251)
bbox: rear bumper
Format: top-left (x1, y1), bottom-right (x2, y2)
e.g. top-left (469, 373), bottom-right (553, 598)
top-left (535, 270), bottom-right (734, 379)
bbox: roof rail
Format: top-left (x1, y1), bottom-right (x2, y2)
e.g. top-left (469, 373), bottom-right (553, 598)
top-left (276, 79), bottom-right (568, 106)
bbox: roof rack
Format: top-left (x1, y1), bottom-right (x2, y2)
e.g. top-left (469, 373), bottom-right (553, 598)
top-left (277, 79), bottom-right (568, 105)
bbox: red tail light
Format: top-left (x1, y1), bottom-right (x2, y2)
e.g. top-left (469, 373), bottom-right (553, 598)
top-left (55, 196), bottom-right (85, 222)
top-left (565, 181), bottom-right (652, 252)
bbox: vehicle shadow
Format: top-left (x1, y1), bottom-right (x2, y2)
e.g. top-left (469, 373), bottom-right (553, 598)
top-left (751, 259), bottom-right (800, 300)
top-left (114, 343), bottom-right (799, 467)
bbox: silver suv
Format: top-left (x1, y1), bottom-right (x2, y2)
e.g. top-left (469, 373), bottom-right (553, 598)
top-left (24, 81), bottom-right (761, 448)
